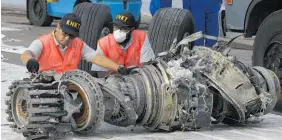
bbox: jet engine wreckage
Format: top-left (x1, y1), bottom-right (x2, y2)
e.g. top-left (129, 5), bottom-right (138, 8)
top-left (5, 32), bottom-right (281, 139)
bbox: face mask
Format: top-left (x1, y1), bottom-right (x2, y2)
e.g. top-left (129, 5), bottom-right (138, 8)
top-left (113, 29), bottom-right (129, 43)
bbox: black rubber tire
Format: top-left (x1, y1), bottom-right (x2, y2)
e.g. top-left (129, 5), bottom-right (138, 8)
top-left (74, 0), bottom-right (90, 8)
top-left (148, 8), bottom-right (195, 54)
top-left (73, 3), bottom-right (113, 75)
top-left (135, 13), bottom-right (141, 29)
top-left (28, 0), bottom-right (53, 26)
top-left (252, 10), bottom-right (282, 111)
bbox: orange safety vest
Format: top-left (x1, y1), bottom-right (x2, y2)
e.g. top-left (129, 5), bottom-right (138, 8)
top-left (37, 32), bottom-right (83, 74)
top-left (98, 30), bottom-right (146, 68)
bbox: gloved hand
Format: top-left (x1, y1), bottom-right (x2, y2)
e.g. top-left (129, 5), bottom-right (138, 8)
top-left (26, 58), bottom-right (39, 73)
top-left (117, 66), bottom-right (134, 75)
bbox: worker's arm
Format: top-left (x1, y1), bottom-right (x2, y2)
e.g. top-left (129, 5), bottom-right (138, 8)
top-left (90, 44), bottom-right (109, 71)
top-left (21, 50), bottom-right (36, 64)
top-left (140, 35), bottom-right (156, 63)
top-left (81, 43), bottom-right (121, 72)
top-left (21, 39), bottom-right (43, 64)
top-left (21, 40), bottom-right (42, 72)
top-left (90, 54), bottom-right (119, 71)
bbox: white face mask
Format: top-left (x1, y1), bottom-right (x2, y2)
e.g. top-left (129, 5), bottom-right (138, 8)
top-left (113, 29), bottom-right (129, 43)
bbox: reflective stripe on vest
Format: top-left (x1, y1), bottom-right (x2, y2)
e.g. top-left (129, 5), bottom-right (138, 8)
top-left (98, 30), bottom-right (146, 68)
top-left (37, 32), bottom-right (83, 74)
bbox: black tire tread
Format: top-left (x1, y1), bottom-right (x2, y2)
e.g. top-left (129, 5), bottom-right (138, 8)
top-left (148, 8), bottom-right (194, 54)
top-left (73, 3), bottom-right (113, 74)
top-left (252, 9), bottom-right (282, 111)
top-left (253, 9), bottom-right (282, 66)
top-left (28, 0), bottom-right (53, 26)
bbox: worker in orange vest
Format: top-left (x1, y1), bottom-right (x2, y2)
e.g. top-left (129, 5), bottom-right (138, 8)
top-left (91, 11), bottom-right (155, 72)
top-left (21, 13), bottom-right (131, 77)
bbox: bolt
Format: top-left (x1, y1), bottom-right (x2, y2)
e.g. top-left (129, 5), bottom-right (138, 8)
top-left (8, 85), bottom-right (15, 90)
top-left (11, 80), bottom-right (19, 85)
top-left (165, 105), bottom-right (172, 111)
top-left (6, 117), bottom-right (13, 122)
top-left (5, 100), bottom-right (11, 105)
top-left (7, 105), bottom-right (11, 110)
top-left (5, 108), bottom-right (10, 114)
top-left (6, 91), bottom-right (12, 96)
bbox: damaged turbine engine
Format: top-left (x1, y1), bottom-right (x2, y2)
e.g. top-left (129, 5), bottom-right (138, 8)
top-left (5, 32), bottom-right (281, 139)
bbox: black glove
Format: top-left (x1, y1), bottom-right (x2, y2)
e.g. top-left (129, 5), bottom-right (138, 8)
top-left (26, 58), bottom-right (39, 73)
top-left (117, 66), bottom-right (134, 75)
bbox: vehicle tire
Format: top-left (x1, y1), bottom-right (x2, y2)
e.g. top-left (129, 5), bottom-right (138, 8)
top-left (28, 0), bottom-right (53, 26)
top-left (148, 8), bottom-right (195, 54)
top-left (73, 3), bottom-right (113, 76)
top-left (135, 13), bottom-right (141, 29)
top-left (74, 0), bottom-right (90, 8)
top-left (252, 10), bottom-right (282, 111)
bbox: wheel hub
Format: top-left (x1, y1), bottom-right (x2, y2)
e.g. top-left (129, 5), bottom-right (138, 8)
top-left (33, 1), bottom-right (43, 20)
top-left (13, 87), bottom-right (30, 128)
top-left (264, 41), bottom-right (282, 85)
top-left (273, 57), bottom-right (281, 68)
top-left (66, 83), bottom-right (89, 128)
top-left (17, 99), bottom-right (27, 119)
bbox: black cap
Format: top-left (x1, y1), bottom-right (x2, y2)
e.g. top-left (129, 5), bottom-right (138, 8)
top-left (113, 11), bottom-right (135, 27)
top-left (59, 13), bottom-right (81, 37)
